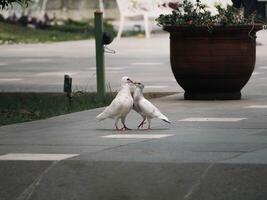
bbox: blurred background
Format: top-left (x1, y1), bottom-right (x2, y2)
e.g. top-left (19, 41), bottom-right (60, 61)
top-left (0, 0), bottom-right (266, 44)
top-left (0, 0), bottom-right (122, 44)
top-left (0, 0), bottom-right (120, 21)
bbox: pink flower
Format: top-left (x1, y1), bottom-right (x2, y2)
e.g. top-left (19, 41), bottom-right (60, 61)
top-left (162, 3), bottom-right (167, 7)
top-left (168, 2), bottom-right (179, 10)
top-left (187, 20), bottom-right (193, 24)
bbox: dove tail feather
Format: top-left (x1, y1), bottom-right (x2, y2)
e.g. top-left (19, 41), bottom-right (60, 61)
top-left (96, 112), bottom-right (107, 121)
top-left (162, 119), bottom-right (171, 124)
top-left (159, 114), bottom-right (171, 124)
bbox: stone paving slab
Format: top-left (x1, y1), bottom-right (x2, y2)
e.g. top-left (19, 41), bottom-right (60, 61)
top-left (0, 161), bottom-right (52, 200)
top-left (2, 161), bottom-right (266, 200)
top-left (0, 92), bottom-right (267, 199)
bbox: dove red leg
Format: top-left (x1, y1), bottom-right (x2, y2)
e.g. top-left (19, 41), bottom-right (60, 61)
top-left (144, 118), bottom-right (151, 130)
top-left (115, 119), bottom-right (124, 131)
top-left (138, 116), bottom-right (146, 129)
top-left (121, 117), bottom-right (131, 130)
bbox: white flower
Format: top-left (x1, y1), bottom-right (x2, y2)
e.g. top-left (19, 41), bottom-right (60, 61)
top-left (194, 0), bottom-right (233, 15)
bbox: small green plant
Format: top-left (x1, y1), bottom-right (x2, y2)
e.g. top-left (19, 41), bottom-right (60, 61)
top-left (156, 0), bottom-right (256, 29)
top-left (0, 92), bottom-right (175, 126)
top-left (0, 0), bottom-right (32, 9)
top-left (0, 92), bottom-right (116, 126)
top-left (0, 18), bottom-right (116, 44)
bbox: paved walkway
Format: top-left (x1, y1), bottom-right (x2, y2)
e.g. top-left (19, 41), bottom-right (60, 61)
top-left (1, 86), bottom-right (267, 199)
top-left (0, 33), bottom-right (178, 92)
top-left (1, 30), bottom-right (267, 200)
top-left (0, 30), bottom-right (266, 92)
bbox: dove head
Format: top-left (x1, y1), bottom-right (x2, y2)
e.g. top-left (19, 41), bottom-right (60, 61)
top-left (134, 82), bottom-right (144, 90)
top-left (121, 76), bottom-right (133, 86)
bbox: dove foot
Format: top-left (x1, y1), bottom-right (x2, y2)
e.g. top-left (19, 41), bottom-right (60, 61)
top-left (144, 128), bottom-right (151, 131)
top-left (137, 123), bottom-right (144, 129)
top-left (123, 126), bottom-right (132, 131)
top-left (137, 124), bottom-right (143, 129)
top-left (115, 125), bottom-right (131, 131)
top-left (143, 124), bottom-right (151, 130)
top-left (137, 120), bottom-right (146, 129)
top-left (115, 124), bottom-right (124, 131)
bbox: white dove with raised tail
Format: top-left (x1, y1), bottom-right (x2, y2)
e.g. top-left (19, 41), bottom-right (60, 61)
top-left (96, 76), bottom-right (134, 131)
top-left (133, 82), bottom-right (171, 130)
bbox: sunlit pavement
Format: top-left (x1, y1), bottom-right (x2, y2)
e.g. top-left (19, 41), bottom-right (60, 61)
top-left (1, 30), bottom-right (267, 93)
top-left (1, 31), bottom-right (267, 93)
top-left (1, 31), bottom-right (267, 199)
top-left (0, 33), bottom-right (178, 92)
top-left (1, 89), bottom-right (267, 199)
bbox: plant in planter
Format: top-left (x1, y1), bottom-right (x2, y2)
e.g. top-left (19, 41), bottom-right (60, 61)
top-left (156, 0), bottom-right (264, 100)
top-left (0, 0), bottom-right (32, 10)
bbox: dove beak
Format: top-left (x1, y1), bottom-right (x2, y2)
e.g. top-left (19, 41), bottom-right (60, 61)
top-left (127, 78), bottom-right (133, 84)
top-left (133, 82), bottom-right (140, 86)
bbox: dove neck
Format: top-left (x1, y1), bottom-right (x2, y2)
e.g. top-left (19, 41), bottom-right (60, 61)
top-left (133, 87), bottom-right (144, 100)
top-left (119, 84), bottom-right (131, 95)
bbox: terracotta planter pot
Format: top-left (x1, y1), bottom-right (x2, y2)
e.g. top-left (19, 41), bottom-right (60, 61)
top-left (164, 25), bottom-right (262, 100)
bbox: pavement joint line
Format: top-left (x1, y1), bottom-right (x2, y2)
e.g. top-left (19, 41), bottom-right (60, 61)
top-left (101, 134), bottom-right (174, 139)
top-left (252, 72), bottom-right (262, 75)
top-left (19, 58), bottom-right (53, 63)
top-left (0, 78), bottom-right (23, 82)
top-left (9, 48), bottom-right (36, 52)
top-left (217, 152), bottom-right (244, 163)
top-left (0, 153), bottom-right (79, 161)
top-left (178, 118), bottom-right (247, 122)
top-left (16, 161), bottom-right (58, 200)
top-left (145, 85), bottom-right (168, 89)
top-left (36, 71), bottom-right (78, 76)
top-left (88, 67), bottom-right (124, 71)
top-left (192, 150), bottom-right (249, 153)
top-left (184, 163), bottom-right (215, 200)
top-left (244, 105), bottom-right (267, 108)
top-left (0, 144), bottom-right (113, 146)
top-left (93, 137), bottom-right (164, 153)
top-left (105, 67), bottom-right (124, 70)
top-left (130, 62), bottom-right (164, 66)
top-left (218, 145), bottom-right (267, 163)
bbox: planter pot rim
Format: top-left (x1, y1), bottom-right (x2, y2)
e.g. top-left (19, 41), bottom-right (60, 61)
top-left (163, 24), bottom-right (263, 32)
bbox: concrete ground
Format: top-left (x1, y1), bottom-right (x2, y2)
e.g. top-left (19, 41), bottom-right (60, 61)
top-left (1, 30), bottom-right (267, 93)
top-left (0, 32), bottom-right (178, 93)
top-left (1, 30), bottom-right (267, 199)
top-left (1, 90), bottom-right (267, 199)
top-left (1, 30), bottom-right (267, 92)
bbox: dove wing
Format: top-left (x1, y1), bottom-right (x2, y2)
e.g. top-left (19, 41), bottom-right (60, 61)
top-left (100, 97), bottom-right (124, 119)
top-left (139, 98), bottom-right (161, 118)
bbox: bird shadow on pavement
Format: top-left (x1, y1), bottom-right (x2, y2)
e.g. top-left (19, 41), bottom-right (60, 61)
top-left (94, 128), bottom-right (170, 132)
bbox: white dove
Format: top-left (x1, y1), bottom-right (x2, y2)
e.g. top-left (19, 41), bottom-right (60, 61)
top-left (133, 82), bottom-right (171, 130)
top-left (96, 76), bottom-right (134, 131)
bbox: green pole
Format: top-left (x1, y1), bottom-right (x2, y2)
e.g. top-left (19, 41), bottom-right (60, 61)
top-left (94, 10), bottom-right (105, 99)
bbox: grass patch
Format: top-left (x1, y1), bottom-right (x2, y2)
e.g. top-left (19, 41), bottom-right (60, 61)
top-left (0, 21), bottom-right (89, 44)
top-left (0, 92), bottom-right (115, 126)
top-left (0, 19), bottom-right (116, 44)
top-left (0, 19), bottom-right (147, 44)
top-left (0, 92), bottom-right (176, 126)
